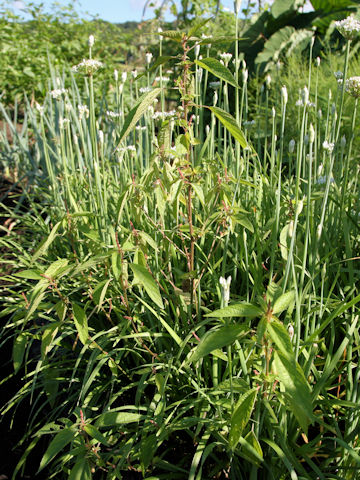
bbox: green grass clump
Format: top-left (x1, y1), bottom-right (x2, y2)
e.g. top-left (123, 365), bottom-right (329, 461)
top-left (1, 21), bottom-right (360, 480)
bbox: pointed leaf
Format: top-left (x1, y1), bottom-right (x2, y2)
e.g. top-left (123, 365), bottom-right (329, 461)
top-left (14, 270), bottom-right (42, 280)
top-left (273, 351), bottom-right (313, 433)
top-left (208, 106), bottom-right (248, 148)
top-left (229, 388), bottom-right (257, 449)
top-left (32, 221), bottom-right (62, 262)
top-left (130, 263), bottom-right (164, 309)
top-left (273, 291), bottom-right (295, 315)
top-left (13, 332), bottom-right (27, 374)
top-left (190, 324), bottom-right (248, 363)
top-left (267, 319), bottom-right (293, 362)
top-left (39, 427), bottom-right (76, 471)
top-left (69, 457), bottom-right (92, 480)
top-left (205, 303), bottom-right (263, 318)
top-left (95, 411), bottom-right (143, 428)
top-left (72, 303), bottom-right (88, 345)
top-left (116, 88), bottom-right (161, 147)
top-left (195, 58), bottom-right (239, 88)
top-left (84, 424), bottom-right (110, 446)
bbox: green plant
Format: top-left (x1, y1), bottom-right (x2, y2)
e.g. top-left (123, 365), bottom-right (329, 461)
top-left (1, 17), bottom-right (360, 480)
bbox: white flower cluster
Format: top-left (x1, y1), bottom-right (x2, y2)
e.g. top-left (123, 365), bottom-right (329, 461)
top-left (209, 81), bottom-right (221, 89)
top-left (35, 102), bottom-right (44, 115)
top-left (59, 118), bottom-right (70, 129)
top-left (152, 110), bottom-right (176, 121)
top-left (219, 52), bottom-right (232, 66)
top-left (72, 59), bottom-right (104, 75)
top-left (139, 86), bottom-right (152, 94)
top-left (117, 145), bottom-right (136, 154)
top-left (345, 76), bottom-right (360, 98)
top-left (334, 16), bottom-right (360, 40)
top-left (78, 104), bottom-right (89, 120)
top-left (155, 76), bottom-right (170, 83)
top-left (322, 140), bottom-right (335, 153)
top-left (50, 88), bottom-right (67, 99)
top-left (106, 110), bottom-right (122, 118)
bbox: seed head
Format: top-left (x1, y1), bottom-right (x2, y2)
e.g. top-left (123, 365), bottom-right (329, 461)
top-left (345, 76), bottom-right (360, 98)
top-left (334, 15), bottom-right (360, 41)
top-left (88, 35), bottom-right (95, 48)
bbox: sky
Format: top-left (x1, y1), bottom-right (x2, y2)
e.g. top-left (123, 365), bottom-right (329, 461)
top-left (11, 0), bottom-right (239, 23)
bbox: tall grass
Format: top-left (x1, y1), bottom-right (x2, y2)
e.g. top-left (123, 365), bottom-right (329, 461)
top-left (1, 19), bottom-right (360, 480)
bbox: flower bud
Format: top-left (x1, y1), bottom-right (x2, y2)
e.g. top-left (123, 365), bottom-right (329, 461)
top-left (265, 74), bottom-right (271, 89)
top-left (288, 324), bottom-right (294, 340)
top-left (281, 85), bottom-right (288, 105)
top-left (114, 69), bottom-right (118, 82)
top-left (195, 43), bottom-right (200, 58)
top-left (219, 276), bottom-right (232, 306)
top-left (121, 71), bottom-right (127, 83)
top-left (316, 56), bottom-right (321, 67)
top-left (309, 123), bottom-right (315, 144)
top-left (88, 35), bottom-right (95, 48)
top-left (302, 86), bottom-right (309, 105)
top-left (289, 139), bottom-right (295, 153)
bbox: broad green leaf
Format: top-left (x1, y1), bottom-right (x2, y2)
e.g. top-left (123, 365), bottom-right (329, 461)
top-left (13, 270), bottom-right (42, 280)
top-left (205, 303), bottom-right (263, 318)
top-left (229, 388), bottom-right (257, 449)
top-left (271, 0), bottom-right (298, 18)
top-left (233, 214), bottom-right (254, 233)
top-left (272, 290), bottom-right (295, 315)
top-left (116, 88), bottom-right (161, 147)
top-left (93, 279), bottom-right (111, 309)
top-left (208, 106), bottom-right (248, 148)
top-left (41, 324), bottom-right (59, 359)
top-left (95, 411), bottom-right (142, 428)
top-left (130, 263), bottom-right (164, 309)
top-left (267, 319), bottom-right (293, 362)
top-left (273, 351), bottom-right (313, 433)
top-left (140, 434), bottom-right (157, 473)
top-left (39, 427), bottom-right (76, 471)
top-left (69, 457), bottom-right (92, 480)
top-left (242, 431), bottom-right (263, 466)
top-left (189, 324), bottom-right (248, 363)
top-left (191, 183), bottom-right (205, 207)
top-left (32, 221), bottom-right (62, 262)
top-left (195, 58), bottom-right (239, 88)
top-left (72, 303), bottom-right (88, 345)
top-left (13, 332), bottom-right (27, 374)
top-left (44, 259), bottom-right (69, 279)
top-left (84, 424), bottom-right (110, 446)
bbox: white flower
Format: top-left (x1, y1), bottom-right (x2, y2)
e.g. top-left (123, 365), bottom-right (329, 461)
top-left (50, 88), bottom-right (67, 99)
top-left (209, 81), bottom-right (221, 89)
top-left (145, 52), bottom-right (153, 64)
top-left (131, 69), bottom-right (138, 79)
top-left (288, 324), bottom-right (294, 340)
top-left (316, 56), bottom-right (321, 67)
top-left (234, 0), bottom-right (242, 14)
top-left (106, 110), bottom-right (122, 118)
top-left (121, 71), bottom-right (127, 83)
top-left (35, 102), bottom-right (44, 115)
top-left (135, 125), bottom-right (147, 131)
top-left (155, 76), bottom-right (170, 83)
top-left (322, 140), bottom-right (335, 153)
top-left (88, 35), bottom-right (95, 48)
top-left (59, 118), bottom-right (70, 129)
top-left (242, 69), bottom-right (248, 84)
top-left (281, 85), bottom-right (288, 105)
top-left (289, 139), bottom-right (295, 153)
top-left (152, 110), bottom-right (176, 121)
top-left (219, 52), bottom-right (232, 66)
top-left (334, 15), bottom-right (360, 40)
top-left (139, 86), bottom-right (152, 94)
top-left (296, 99), bottom-right (303, 107)
top-left (195, 43), bottom-right (200, 58)
top-left (98, 130), bottom-right (104, 144)
top-left (72, 58), bottom-right (103, 75)
top-left (213, 91), bottom-right (218, 105)
top-left (219, 276), bottom-right (232, 306)
top-left (265, 74), bottom-right (271, 89)
top-left (302, 86), bottom-right (309, 105)
top-left (114, 69), bottom-right (119, 82)
top-left (345, 76), bottom-right (360, 98)
top-left (309, 124), bottom-right (315, 144)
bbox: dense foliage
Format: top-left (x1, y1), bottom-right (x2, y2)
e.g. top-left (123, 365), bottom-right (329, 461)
top-left (1, 3), bottom-right (360, 480)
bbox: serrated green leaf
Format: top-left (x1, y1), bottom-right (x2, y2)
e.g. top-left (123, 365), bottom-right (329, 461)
top-left (273, 351), bottom-right (313, 433)
top-left (69, 457), bottom-right (92, 480)
top-left (267, 319), bottom-right (293, 362)
top-left (272, 290), bottom-right (295, 315)
top-left (130, 263), bottom-right (164, 309)
top-left (116, 88), bottom-right (161, 147)
top-left (189, 324), bottom-right (248, 363)
top-left (13, 270), bottom-right (42, 280)
top-left (208, 106), bottom-right (248, 148)
top-left (158, 30), bottom-right (183, 41)
top-left (32, 221), bottom-right (62, 263)
top-left (38, 427), bottom-right (76, 472)
top-left (229, 389), bottom-right (257, 449)
top-left (95, 411), bottom-right (143, 427)
top-left (84, 424), bottom-right (110, 446)
top-left (205, 303), bottom-right (263, 318)
top-left (72, 303), bottom-right (88, 345)
top-left (195, 57), bottom-right (239, 88)
top-left (13, 332), bottom-right (27, 374)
